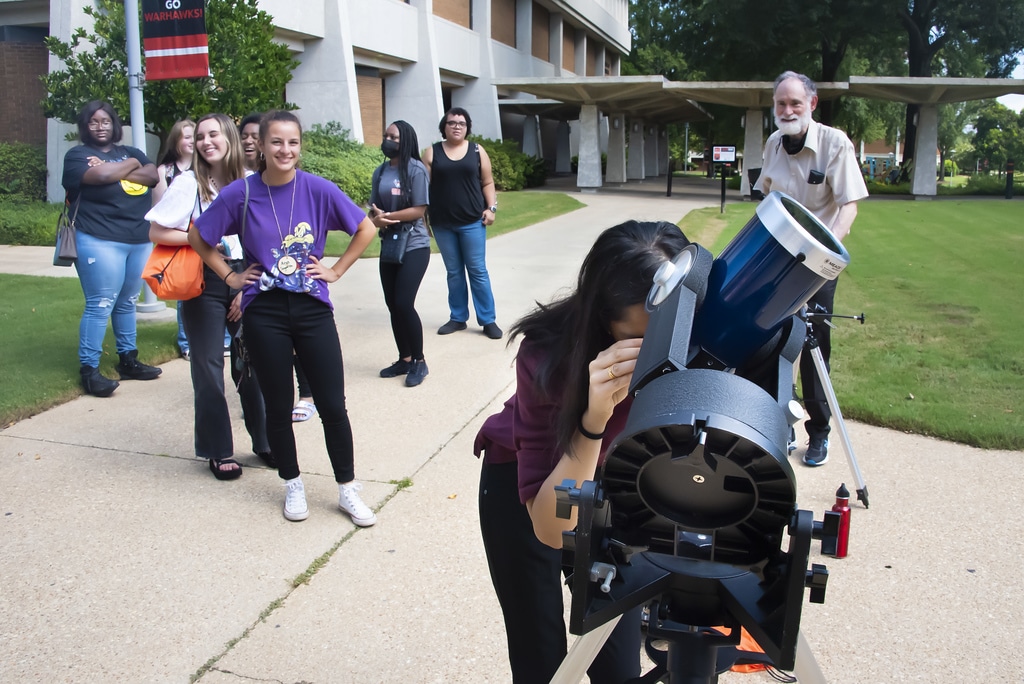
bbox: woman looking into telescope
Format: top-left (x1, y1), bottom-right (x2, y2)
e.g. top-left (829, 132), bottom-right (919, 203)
top-left (475, 220), bottom-right (690, 683)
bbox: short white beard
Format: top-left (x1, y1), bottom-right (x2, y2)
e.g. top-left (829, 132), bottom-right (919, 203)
top-left (775, 109), bottom-right (811, 137)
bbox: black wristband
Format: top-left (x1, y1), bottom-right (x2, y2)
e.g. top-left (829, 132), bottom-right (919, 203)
top-left (578, 417), bottom-right (605, 441)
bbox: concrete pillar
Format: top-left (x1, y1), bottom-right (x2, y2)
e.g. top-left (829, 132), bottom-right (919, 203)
top-left (626, 118), bottom-right (646, 180)
top-left (574, 28), bottom-right (586, 75)
top-left (576, 104), bottom-right (602, 189)
top-left (549, 13), bottom-right (563, 73)
top-left (453, 0), bottom-right (502, 139)
top-left (521, 114), bottom-right (542, 158)
top-left (644, 124), bottom-right (659, 177)
top-left (515, 0), bottom-right (531, 53)
top-left (287, 0), bottom-right (362, 138)
top-left (555, 120), bottom-right (572, 173)
top-left (384, 0), bottom-right (444, 146)
top-left (911, 105), bottom-right (938, 197)
top-left (742, 109), bottom-right (765, 198)
top-left (605, 114), bottom-right (626, 183)
top-left (46, 0), bottom-right (94, 201)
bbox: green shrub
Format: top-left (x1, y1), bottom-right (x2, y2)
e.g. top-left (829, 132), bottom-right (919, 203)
top-left (0, 198), bottom-right (63, 245)
top-left (0, 142), bottom-right (47, 201)
top-left (470, 135), bottom-right (547, 191)
top-left (300, 122), bottom-right (382, 205)
top-left (944, 159), bottom-right (959, 177)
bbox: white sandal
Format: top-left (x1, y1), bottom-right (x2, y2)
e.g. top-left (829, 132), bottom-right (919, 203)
top-left (291, 400), bottom-right (317, 422)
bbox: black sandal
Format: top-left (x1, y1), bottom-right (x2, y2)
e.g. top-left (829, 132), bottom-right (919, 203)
top-left (209, 457), bottom-right (243, 481)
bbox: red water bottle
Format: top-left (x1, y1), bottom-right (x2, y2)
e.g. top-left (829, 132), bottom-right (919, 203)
top-left (832, 483), bottom-right (851, 558)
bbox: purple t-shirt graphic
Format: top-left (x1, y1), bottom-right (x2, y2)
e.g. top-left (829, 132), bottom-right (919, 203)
top-left (194, 170), bottom-right (366, 311)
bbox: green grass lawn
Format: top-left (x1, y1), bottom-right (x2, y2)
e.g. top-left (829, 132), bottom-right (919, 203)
top-left (324, 190), bottom-right (585, 256)
top-left (677, 199), bottom-right (1024, 450)
top-left (0, 190), bottom-right (584, 427)
top-left (0, 274), bottom-right (178, 427)
top-left (2, 197), bottom-right (1021, 449)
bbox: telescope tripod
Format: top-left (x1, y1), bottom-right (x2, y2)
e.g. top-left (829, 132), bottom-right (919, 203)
top-left (803, 313), bottom-right (870, 508)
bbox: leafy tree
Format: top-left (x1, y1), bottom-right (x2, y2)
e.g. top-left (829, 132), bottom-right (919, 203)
top-left (896, 0), bottom-right (1024, 163)
top-left (970, 102), bottom-right (1024, 174)
top-left (42, 0), bottom-right (297, 142)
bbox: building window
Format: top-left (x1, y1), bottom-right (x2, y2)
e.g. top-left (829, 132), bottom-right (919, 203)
top-left (532, 2), bottom-right (550, 61)
top-left (492, 0), bottom-right (516, 47)
top-left (433, 0), bottom-right (471, 29)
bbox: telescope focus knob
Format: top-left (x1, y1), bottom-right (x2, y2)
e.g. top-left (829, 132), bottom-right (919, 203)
top-left (555, 479), bottom-right (581, 520)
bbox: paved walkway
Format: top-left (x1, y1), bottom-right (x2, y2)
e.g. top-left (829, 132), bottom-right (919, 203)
top-left (1, 180), bottom-right (1021, 683)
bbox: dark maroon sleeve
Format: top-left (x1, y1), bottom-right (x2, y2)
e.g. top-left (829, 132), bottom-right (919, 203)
top-left (512, 342), bottom-right (564, 505)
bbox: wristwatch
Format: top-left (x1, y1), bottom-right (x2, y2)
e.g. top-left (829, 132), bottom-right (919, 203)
top-left (488, 205), bottom-right (498, 213)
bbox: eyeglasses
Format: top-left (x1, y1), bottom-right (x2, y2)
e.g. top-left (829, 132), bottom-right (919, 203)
top-left (445, 121), bottom-right (467, 129)
top-left (88, 120), bottom-right (113, 130)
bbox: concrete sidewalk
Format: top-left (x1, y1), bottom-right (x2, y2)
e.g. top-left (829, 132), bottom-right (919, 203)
top-left (1, 186), bottom-right (1022, 683)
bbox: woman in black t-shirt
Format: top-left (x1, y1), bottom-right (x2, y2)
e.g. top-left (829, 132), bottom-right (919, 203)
top-left (62, 100), bottom-right (161, 397)
top-left (421, 107), bottom-right (502, 340)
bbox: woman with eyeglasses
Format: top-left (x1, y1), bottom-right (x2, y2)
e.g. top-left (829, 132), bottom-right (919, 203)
top-left (421, 107), bottom-right (502, 340)
top-left (62, 100), bottom-right (161, 397)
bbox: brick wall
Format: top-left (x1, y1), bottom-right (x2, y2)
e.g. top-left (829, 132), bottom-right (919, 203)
top-left (0, 41), bottom-right (48, 145)
top-left (357, 74), bottom-right (384, 145)
top-left (433, 0), bottom-right (471, 28)
top-left (562, 26), bottom-right (575, 72)
top-left (491, 0), bottom-right (516, 47)
top-left (531, 2), bottom-right (549, 61)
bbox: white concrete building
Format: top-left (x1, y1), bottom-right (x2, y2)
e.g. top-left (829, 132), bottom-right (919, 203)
top-left (0, 0), bottom-right (630, 200)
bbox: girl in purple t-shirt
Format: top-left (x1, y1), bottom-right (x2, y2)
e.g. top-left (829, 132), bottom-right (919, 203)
top-left (190, 110), bottom-right (377, 526)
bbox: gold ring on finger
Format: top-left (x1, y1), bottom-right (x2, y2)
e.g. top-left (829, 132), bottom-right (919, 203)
top-left (607, 367), bottom-right (617, 380)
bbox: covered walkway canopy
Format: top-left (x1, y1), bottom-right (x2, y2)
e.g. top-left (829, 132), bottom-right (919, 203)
top-left (495, 75), bottom-right (1024, 196)
top-left (495, 76), bottom-right (710, 188)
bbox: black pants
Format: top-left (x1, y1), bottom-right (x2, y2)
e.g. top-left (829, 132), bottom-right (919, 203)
top-left (800, 278), bottom-right (837, 442)
top-left (479, 460), bottom-right (642, 684)
top-left (379, 246), bottom-right (429, 360)
top-left (180, 265), bottom-right (268, 460)
top-left (241, 289), bottom-right (355, 483)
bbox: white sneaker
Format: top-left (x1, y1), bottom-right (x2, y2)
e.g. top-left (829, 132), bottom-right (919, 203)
top-left (339, 482), bottom-right (377, 527)
top-left (283, 477), bottom-right (309, 521)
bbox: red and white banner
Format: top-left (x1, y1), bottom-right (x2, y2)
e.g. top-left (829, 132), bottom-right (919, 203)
top-left (142, 0), bottom-right (209, 81)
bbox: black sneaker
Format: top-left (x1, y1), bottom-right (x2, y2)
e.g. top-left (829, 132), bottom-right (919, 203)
top-left (482, 322), bottom-right (503, 340)
top-left (380, 359), bottom-right (412, 378)
top-left (405, 359), bottom-right (429, 387)
top-left (80, 365), bottom-right (119, 397)
top-left (116, 350), bottom-right (162, 381)
top-left (803, 438), bottom-right (829, 467)
top-left (437, 320), bottom-right (468, 335)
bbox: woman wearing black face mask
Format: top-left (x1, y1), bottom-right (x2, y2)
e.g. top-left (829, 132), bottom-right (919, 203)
top-left (369, 120), bottom-right (432, 387)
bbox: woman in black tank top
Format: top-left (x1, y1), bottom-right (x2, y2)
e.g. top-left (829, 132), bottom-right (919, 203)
top-left (422, 107), bottom-right (503, 340)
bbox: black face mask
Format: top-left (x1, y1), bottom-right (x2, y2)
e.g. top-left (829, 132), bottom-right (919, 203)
top-left (381, 139), bottom-right (400, 159)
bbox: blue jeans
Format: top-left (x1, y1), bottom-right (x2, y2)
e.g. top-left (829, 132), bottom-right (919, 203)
top-left (433, 220), bottom-right (496, 325)
top-left (74, 231), bottom-right (151, 367)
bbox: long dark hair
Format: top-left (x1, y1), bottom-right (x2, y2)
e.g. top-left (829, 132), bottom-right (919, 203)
top-left (387, 120), bottom-right (421, 208)
top-left (76, 100), bottom-right (123, 147)
top-left (510, 221), bottom-right (690, 454)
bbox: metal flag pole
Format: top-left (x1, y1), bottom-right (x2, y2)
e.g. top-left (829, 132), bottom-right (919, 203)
top-left (125, 0), bottom-right (165, 313)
